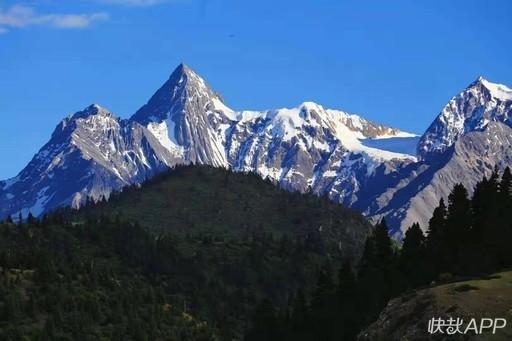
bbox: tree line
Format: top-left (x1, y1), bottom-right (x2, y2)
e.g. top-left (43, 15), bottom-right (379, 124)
top-left (245, 166), bottom-right (512, 341)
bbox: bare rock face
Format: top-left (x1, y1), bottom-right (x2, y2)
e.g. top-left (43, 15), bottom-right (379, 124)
top-left (1, 65), bottom-right (511, 238)
top-left (0, 104), bottom-right (178, 217)
top-left (418, 77), bottom-right (512, 161)
top-left (0, 64), bottom-right (415, 225)
top-left (372, 78), bottom-right (512, 237)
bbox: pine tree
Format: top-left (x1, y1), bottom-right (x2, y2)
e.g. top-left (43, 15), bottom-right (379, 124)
top-left (471, 176), bottom-right (489, 240)
top-left (373, 219), bottom-right (393, 264)
top-left (27, 212), bottom-right (36, 225)
top-left (500, 167), bottom-right (512, 199)
top-left (445, 183), bottom-right (472, 273)
top-left (495, 167), bottom-right (512, 267)
top-left (400, 223), bottom-right (426, 287)
top-left (357, 219), bottom-right (396, 325)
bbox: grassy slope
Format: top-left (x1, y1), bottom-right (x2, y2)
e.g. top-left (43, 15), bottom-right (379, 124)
top-left (431, 272), bottom-right (512, 340)
top-left (359, 271), bottom-right (512, 340)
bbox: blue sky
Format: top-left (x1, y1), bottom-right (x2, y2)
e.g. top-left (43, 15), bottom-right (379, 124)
top-left (1, 0), bottom-right (511, 179)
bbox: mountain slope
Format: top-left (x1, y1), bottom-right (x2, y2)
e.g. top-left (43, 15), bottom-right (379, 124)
top-left (0, 64), bottom-right (415, 226)
top-left (418, 77), bottom-right (512, 161)
top-left (83, 165), bottom-right (372, 256)
top-left (0, 105), bottom-right (175, 218)
top-left (369, 78), bottom-right (512, 236)
top-left (0, 164), bottom-right (371, 339)
top-left (2, 65), bottom-right (511, 237)
top-left (71, 165), bottom-right (371, 338)
top-left (131, 63), bottom-right (235, 167)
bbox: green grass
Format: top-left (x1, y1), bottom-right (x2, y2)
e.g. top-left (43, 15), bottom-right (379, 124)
top-left (431, 271), bottom-right (512, 340)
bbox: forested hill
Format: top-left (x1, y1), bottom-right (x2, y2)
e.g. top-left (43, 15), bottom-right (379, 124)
top-left (0, 165), bottom-right (372, 340)
top-left (79, 165), bottom-right (372, 256)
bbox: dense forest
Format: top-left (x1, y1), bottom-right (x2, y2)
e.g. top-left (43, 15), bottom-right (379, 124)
top-left (0, 166), bottom-right (370, 340)
top-left (0, 165), bottom-right (511, 340)
top-left (245, 166), bottom-right (512, 340)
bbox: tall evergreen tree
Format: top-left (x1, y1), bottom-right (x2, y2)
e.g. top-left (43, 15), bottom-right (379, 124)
top-left (425, 198), bottom-right (447, 275)
top-left (500, 167), bottom-right (512, 199)
top-left (445, 183), bottom-right (472, 273)
top-left (357, 219), bottom-right (396, 326)
top-left (400, 223), bottom-right (426, 287)
top-left (494, 167), bottom-right (512, 267)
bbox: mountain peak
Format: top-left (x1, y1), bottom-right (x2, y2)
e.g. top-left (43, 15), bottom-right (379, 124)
top-left (130, 63), bottom-right (219, 125)
top-left (67, 104), bottom-right (113, 121)
top-left (171, 62), bottom-right (196, 78)
top-left (418, 76), bottom-right (512, 160)
top-left (467, 76), bottom-right (512, 101)
top-left (299, 101), bottom-right (323, 111)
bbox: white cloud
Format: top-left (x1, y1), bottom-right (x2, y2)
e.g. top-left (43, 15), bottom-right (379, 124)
top-left (0, 27), bottom-right (7, 34)
top-left (0, 5), bottom-right (109, 32)
top-left (99, 0), bottom-right (171, 6)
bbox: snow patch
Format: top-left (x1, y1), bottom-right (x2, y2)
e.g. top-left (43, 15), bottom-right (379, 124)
top-left (481, 78), bottom-right (512, 101)
top-left (147, 119), bottom-right (184, 154)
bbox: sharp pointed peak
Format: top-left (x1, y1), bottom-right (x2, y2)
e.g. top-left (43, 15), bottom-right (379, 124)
top-left (170, 62), bottom-right (199, 78)
top-left (130, 63), bottom-right (220, 124)
top-left (466, 76), bottom-right (512, 101)
top-left (162, 62), bottom-right (210, 91)
top-left (467, 75), bottom-right (487, 89)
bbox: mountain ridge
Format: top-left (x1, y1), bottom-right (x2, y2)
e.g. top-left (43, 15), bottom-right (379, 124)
top-left (1, 65), bottom-right (511, 237)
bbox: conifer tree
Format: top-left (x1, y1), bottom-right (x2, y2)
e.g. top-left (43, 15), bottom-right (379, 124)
top-left (495, 167), bottom-right (512, 267)
top-left (357, 219), bottom-right (396, 325)
top-left (445, 183), bottom-right (472, 273)
top-left (400, 223), bottom-right (426, 287)
top-left (500, 167), bottom-right (512, 199)
top-left (27, 212), bottom-right (36, 225)
top-left (471, 176), bottom-right (490, 240)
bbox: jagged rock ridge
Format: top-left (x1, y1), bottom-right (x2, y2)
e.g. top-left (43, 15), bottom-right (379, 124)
top-left (1, 64), bottom-right (511, 237)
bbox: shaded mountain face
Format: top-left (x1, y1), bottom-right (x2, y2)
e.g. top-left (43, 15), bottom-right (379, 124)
top-left (0, 105), bottom-right (179, 218)
top-left (418, 77), bottom-right (512, 161)
top-left (373, 79), bottom-right (512, 236)
top-left (1, 64), bottom-right (511, 237)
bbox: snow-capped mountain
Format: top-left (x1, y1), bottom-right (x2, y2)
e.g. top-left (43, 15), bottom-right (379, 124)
top-left (0, 64), bottom-right (415, 222)
top-left (0, 104), bottom-right (180, 217)
top-left (418, 77), bottom-right (512, 160)
top-left (367, 77), bottom-right (512, 236)
top-left (1, 64), bottom-right (511, 238)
